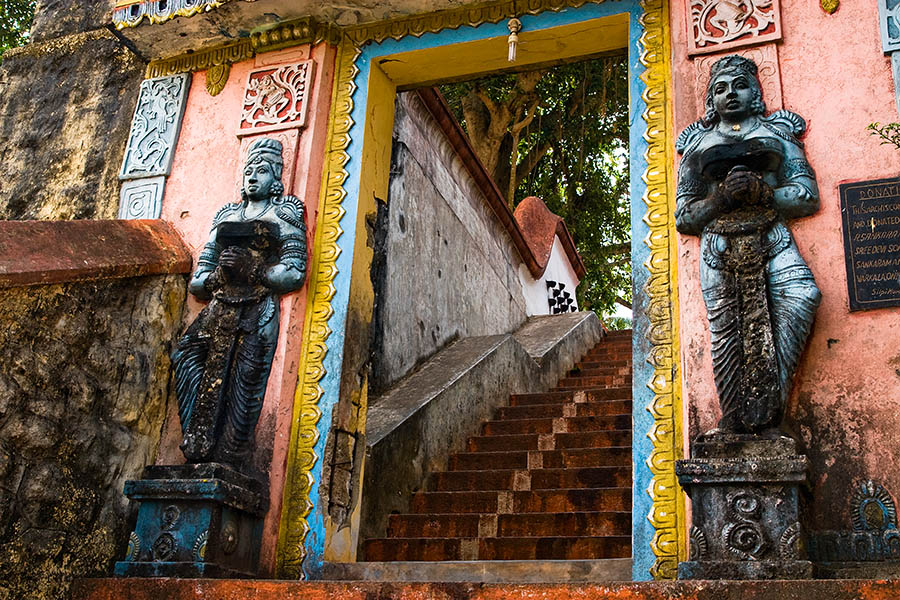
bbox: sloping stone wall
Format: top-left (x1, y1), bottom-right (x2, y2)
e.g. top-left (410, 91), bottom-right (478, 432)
top-left (0, 275), bottom-right (185, 600)
top-left (369, 91), bottom-right (529, 396)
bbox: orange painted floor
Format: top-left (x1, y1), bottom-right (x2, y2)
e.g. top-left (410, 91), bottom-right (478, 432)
top-left (74, 578), bottom-right (900, 600)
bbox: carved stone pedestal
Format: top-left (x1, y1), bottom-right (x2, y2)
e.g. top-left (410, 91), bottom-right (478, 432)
top-left (114, 463), bottom-right (268, 578)
top-left (675, 435), bottom-right (813, 580)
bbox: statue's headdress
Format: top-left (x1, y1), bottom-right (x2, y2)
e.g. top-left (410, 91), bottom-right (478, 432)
top-left (704, 54), bottom-right (766, 124)
top-left (242, 137), bottom-right (285, 199)
top-left (246, 138), bottom-right (284, 180)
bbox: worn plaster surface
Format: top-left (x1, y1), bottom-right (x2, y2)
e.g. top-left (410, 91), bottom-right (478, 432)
top-left (670, 0), bottom-right (900, 530)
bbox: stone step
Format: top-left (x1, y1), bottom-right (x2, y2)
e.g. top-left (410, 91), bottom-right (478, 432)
top-left (580, 349), bottom-right (631, 360)
top-left (577, 359), bottom-right (630, 369)
top-left (448, 446), bottom-right (632, 471)
top-left (557, 375), bottom-right (630, 389)
top-left (386, 511), bottom-right (631, 538)
top-left (530, 466), bottom-right (631, 490)
top-left (408, 487), bottom-right (631, 514)
top-left (363, 535), bottom-right (632, 561)
top-left (554, 429), bottom-right (632, 449)
top-left (496, 511), bottom-right (631, 537)
top-left (321, 558), bottom-right (633, 583)
top-left (481, 409), bottom-right (631, 435)
top-left (569, 366), bottom-right (632, 377)
top-left (539, 446), bottom-right (632, 469)
top-left (509, 387), bottom-right (631, 406)
top-left (480, 535), bottom-right (632, 560)
top-left (481, 414), bottom-right (631, 436)
top-left (496, 399), bottom-right (632, 420)
top-left (466, 429), bottom-right (630, 452)
top-left (431, 466), bottom-right (630, 492)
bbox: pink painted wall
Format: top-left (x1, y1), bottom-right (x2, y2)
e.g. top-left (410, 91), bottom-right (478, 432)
top-left (671, 0), bottom-right (900, 528)
top-left (157, 43), bottom-right (336, 574)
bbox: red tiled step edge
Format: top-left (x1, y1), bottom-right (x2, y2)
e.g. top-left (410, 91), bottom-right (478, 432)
top-left (74, 579), bottom-right (900, 600)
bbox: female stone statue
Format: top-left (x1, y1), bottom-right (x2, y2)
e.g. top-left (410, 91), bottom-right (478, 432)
top-left (172, 138), bottom-right (307, 468)
top-left (676, 55), bottom-right (821, 435)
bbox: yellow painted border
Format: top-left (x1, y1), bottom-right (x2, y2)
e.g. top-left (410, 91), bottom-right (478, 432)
top-left (639, 0), bottom-right (686, 579)
top-left (274, 38), bottom-right (358, 579)
top-left (248, 0), bottom-right (686, 580)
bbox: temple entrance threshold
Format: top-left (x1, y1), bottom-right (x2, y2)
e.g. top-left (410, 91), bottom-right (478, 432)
top-left (74, 578), bottom-right (900, 599)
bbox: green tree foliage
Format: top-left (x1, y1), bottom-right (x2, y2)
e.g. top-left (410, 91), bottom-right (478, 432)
top-left (440, 54), bottom-right (631, 316)
top-left (0, 0), bottom-right (36, 55)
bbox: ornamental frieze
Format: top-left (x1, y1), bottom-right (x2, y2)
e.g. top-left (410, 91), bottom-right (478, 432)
top-left (687, 0), bottom-right (782, 56)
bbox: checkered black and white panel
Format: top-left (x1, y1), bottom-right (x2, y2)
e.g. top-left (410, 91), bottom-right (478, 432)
top-left (547, 280), bottom-right (577, 314)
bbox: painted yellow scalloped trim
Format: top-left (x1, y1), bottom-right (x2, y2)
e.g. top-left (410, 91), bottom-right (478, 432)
top-left (114, 0), bottom-right (232, 29)
top-left (274, 37), bottom-right (358, 579)
top-left (639, 0), bottom-right (686, 580)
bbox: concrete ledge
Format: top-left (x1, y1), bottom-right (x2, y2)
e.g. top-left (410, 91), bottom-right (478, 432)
top-left (322, 559), bottom-right (632, 583)
top-left (0, 219), bottom-right (191, 288)
top-left (360, 312), bottom-right (603, 551)
top-left (74, 578), bottom-right (900, 599)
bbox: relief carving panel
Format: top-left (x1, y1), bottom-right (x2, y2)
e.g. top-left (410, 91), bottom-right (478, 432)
top-left (687, 0), bottom-right (782, 56)
top-left (238, 61), bottom-right (315, 136)
top-left (879, 0), bottom-right (900, 53)
top-left (120, 74), bottom-right (191, 179)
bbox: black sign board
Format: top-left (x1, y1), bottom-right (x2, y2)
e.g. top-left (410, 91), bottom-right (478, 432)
top-left (839, 176), bottom-right (900, 311)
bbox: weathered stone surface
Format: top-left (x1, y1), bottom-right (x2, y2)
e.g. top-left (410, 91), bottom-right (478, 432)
top-left (30, 0), bottom-right (117, 42)
top-left (676, 436), bottom-right (812, 580)
top-left (321, 558), bottom-right (633, 583)
top-left (0, 275), bottom-right (185, 600)
top-left (0, 29), bottom-right (144, 220)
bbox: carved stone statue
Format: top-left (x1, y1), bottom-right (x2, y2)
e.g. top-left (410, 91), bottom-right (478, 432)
top-left (172, 138), bottom-right (307, 468)
top-left (674, 55), bottom-right (816, 581)
top-left (675, 55), bottom-right (821, 436)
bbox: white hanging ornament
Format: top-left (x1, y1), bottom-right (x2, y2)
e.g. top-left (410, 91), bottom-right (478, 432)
top-left (507, 18), bottom-right (522, 62)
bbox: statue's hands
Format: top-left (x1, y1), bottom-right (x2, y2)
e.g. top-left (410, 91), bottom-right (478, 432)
top-left (218, 246), bottom-right (258, 284)
top-left (721, 167), bottom-right (773, 209)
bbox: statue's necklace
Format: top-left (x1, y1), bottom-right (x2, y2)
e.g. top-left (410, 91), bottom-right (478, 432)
top-left (241, 201), bottom-right (273, 221)
top-left (722, 120), bottom-right (759, 137)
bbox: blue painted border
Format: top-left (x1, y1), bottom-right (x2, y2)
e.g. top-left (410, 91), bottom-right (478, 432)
top-left (303, 1), bottom-right (657, 579)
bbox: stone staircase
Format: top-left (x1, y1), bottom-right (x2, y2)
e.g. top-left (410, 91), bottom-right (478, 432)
top-left (362, 329), bottom-right (633, 563)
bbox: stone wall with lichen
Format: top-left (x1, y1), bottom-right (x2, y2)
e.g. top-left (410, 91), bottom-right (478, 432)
top-left (0, 275), bottom-right (185, 600)
top-left (0, 0), bottom-right (143, 220)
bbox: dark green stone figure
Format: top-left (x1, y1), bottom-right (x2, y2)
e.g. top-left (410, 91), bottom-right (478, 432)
top-left (676, 55), bottom-right (821, 436)
top-left (172, 137), bottom-right (307, 468)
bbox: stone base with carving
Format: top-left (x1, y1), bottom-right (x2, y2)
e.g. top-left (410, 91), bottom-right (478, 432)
top-left (675, 434), bottom-right (813, 580)
top-left (114, 463), bottom-right (268, 578)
